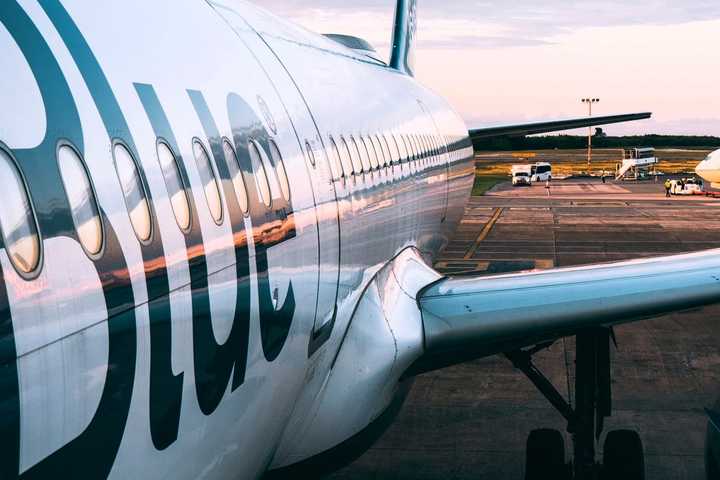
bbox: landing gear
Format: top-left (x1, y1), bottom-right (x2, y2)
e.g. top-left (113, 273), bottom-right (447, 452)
top-left (602, 430), bottom-right (645, 480)
top-left (507, 328), bottom-right (645, 480)
top-left (525, 428), bottom-right (570, 480)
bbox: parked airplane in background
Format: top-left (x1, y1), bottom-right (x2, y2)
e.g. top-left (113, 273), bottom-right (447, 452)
top-left (696, 149), bottom-right (720, 187)
top-left (1, 1), bottom-right (718, 479)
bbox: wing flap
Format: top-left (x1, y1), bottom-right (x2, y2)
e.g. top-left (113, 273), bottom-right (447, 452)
top-left (469, 112), bottom-right (652, 139)
top-left (411, 250), bottom-right (720, 374)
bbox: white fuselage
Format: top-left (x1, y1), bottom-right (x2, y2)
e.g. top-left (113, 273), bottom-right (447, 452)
top-left (696, 149), bottom-right (720, 186)
top-left (0, 1), bottom-right (474, 479)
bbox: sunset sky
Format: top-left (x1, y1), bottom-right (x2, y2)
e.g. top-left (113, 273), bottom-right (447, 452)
top-left (256, 1), bottom-right (720, 136)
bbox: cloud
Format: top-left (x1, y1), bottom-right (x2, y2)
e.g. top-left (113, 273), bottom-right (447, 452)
top-left (257, 0), bottom-right (720, 47)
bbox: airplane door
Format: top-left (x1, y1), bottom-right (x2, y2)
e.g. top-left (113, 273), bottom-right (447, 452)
top-left (301, 137), bottom-right (341, 351)
top-left (212, 9), bottom-right (341, 354)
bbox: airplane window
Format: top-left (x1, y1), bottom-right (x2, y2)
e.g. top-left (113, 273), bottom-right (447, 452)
top-left (338, 136), bottom-right (354, 177)
top-left (305, 140), bottom-right (316, 167)
top-left (269, 139), bottom-right (291, 202)
top-left (410, 135), bottom-right (420, 172)
top-left (328, 136), bottom-right (344, 181)
top-left (372, 135), bottom-right (386, 168)
top-left (348, 136), bottom-right (364, 174)
top-left (192, 139), bottom-right (224, 224)
top-left (401, 135), bottom-right (412, 162)
top-left (421, 135), bottom-right (430, 163)
top-left (248, 140), bottom-right (272, 208)
top-left (157, 141), bottom-right (191, 231)
top-left (408, 135), bottom-right (417, 161)
top-left (0, 147), bottom-right (41, 274)
top-left (357, 136), bottom-right (373, 172)
top-left (362, 136), bottom-right (379, 170)
top-left (379, 135), bottom-right (392, 167)
top-left (388, 134), bottom-right (401, 164)
top-left (58, 144), bottom-right (103, 257)
top-left (222, 139), bottom-right (249, 215)
top-left (396, 134), bottom-right (408, 163)
top-left (113, 142), bottom-right (153, 242)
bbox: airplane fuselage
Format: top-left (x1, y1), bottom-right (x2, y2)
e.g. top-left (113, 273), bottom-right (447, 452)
top-left (696, 149), bottom-right (720, 186)
top-left (0, 1), bottom-right (473, 478)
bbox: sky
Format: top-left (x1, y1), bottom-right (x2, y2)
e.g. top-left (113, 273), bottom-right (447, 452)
top-left (254, 0), bottom-right (720, 136)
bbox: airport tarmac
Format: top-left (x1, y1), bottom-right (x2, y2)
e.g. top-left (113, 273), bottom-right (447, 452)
top-left (327, 179), bottom-right (720, 480)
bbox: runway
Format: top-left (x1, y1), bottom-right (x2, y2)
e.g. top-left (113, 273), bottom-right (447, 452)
top-left (328, 179), bottom-right (720, 480)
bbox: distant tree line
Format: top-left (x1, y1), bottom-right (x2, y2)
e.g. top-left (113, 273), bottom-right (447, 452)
top-left (472, 131), bottom-right (720, 151)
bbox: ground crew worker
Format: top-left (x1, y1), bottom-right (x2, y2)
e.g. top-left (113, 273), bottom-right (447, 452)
top-left (664, 179), bottom-right (672, 197)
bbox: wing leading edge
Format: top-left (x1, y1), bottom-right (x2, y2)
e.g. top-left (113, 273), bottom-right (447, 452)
top-left (410, 250), bottom-right (720, 375)
top-left (469, 112), bottom-right (652, 139)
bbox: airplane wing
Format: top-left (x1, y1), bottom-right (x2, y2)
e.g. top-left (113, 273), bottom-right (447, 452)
top-left (469, 112), bottom-right (652, 139)
top-left (410, 249), bottom-right (720, 374)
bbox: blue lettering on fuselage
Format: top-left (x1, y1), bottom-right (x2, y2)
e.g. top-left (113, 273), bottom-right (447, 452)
top-left (0, 1), bottom-right (298, 476)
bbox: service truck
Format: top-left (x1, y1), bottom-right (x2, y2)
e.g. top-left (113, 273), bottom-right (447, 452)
top-left (512, 164), bottom-right (532, 186)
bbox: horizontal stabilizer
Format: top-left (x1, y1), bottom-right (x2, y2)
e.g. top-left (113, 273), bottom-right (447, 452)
top-left (411, 249), bottom-right (720, 374)
top-left (469, 112), bottom-right (652, 139)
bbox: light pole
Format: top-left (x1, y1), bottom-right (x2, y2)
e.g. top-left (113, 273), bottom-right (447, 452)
top-left (581, 98), bottom-right (599, 170)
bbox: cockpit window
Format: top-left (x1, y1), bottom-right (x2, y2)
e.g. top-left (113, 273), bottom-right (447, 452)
top-left (113, 142), bottom-right (153, 242)
top-left (0, 147), bottom-right (41, 274)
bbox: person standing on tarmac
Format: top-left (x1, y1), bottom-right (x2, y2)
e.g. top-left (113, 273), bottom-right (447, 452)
top-left (664, 179), bottom-right (672, 197)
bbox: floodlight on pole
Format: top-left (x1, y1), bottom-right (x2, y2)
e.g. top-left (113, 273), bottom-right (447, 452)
top-left (581, 98), bottom-right (599, 169)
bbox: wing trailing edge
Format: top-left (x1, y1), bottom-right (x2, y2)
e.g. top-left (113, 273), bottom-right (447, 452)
top-left (469, 112), bottom-right (652, 140)
top-left (410, 250), bottom-right (720, 375)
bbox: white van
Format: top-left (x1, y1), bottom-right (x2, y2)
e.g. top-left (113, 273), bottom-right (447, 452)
top-left (512, 164), bottom-right (532, 186)
top-left (531, 162), bottom-right (552, 182)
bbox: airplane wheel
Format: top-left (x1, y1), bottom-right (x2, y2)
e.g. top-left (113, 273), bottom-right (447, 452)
top-left (525, 428), bottom-right (569, 480)
top-left (602, 430), bottom-right (645, 480)
top-left (707, 448), bottom-right (720, 480)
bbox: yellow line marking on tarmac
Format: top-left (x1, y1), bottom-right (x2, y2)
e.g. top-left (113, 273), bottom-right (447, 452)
top-left (464, 207), bottom-right (504, 260)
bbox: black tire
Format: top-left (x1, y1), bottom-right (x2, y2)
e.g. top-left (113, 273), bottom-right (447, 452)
top-left (602, 429), bottom-right (645, 480)
top-left (707, 447), bottom-right (720, 480)
top-left (525, 428), bottom-right (569, 480)
top-left (707, 423), bottom-right (720, 480)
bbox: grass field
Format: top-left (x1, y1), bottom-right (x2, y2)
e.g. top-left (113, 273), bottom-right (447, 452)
top-left (471, 174), bottom-right (506, 196)
top-left (475, 148), bottom-right (712, 178)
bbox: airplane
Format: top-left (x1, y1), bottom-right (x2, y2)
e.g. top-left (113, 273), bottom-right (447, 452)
top-left (695, 148), bottom-right (720, 187)
top-left (0, 1), bottom-right (717, 479)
